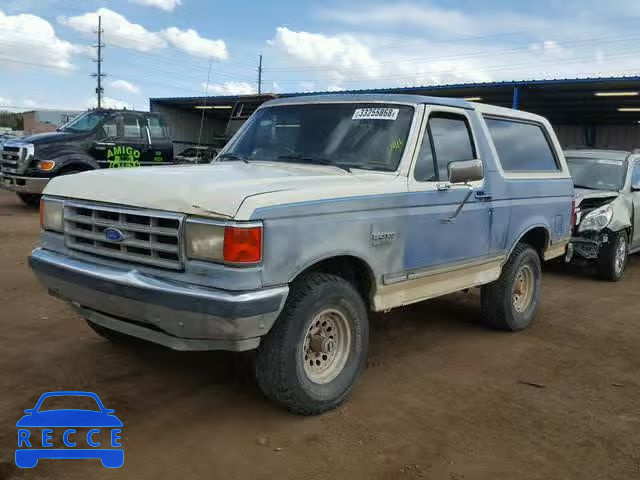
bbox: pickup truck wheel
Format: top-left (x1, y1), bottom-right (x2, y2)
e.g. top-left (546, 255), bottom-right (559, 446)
top-left (597, 231), bottom-right (628, 282)
top-left (481, 243), bottom-right (541, 331)
top-left (255, 272), bottom-right (368, 415)
top-left (17, 193), bottom-right (41, 207)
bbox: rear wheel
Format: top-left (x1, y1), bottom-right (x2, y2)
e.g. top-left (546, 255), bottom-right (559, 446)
top-left (255, 272), bottom-right (369, 415)
top-left (597, 231), bottom-right (628, 282)
top-left (17, 193), bottom-right (41, 208)
top-left (481, 243), bottom-right (542, 331)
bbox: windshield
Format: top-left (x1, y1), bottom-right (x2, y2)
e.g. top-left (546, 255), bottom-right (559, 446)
top-left (60, 111), bottom-right (108, 133)
top-left (222, 103), bottom-right (414, 172)
top-left (566, 156), bottom-right (627, 191)
top-left (37, 395), bottom-right (101, 412)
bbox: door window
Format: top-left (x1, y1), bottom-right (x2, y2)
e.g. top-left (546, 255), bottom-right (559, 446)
top-left (632, 163), bottom-right (640, 189)
top-left (147, 116), bottom-right (168, 139)
top-left (484, 117), bottom-right (559, 172)
top-left (413, 129), bottom-right (436, 182)
top-left (99, 116), bottom-right (118, 139)
top-left (122, 114), bottom-right (142, 139)
top-left (415, 113), bottom-right (476, 182)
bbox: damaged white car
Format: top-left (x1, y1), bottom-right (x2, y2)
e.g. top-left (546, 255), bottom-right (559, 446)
top-left (565, 149), bottom-right (640, 281)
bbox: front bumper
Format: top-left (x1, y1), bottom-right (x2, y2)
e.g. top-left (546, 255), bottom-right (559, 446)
top-left (0, 174), bottom-right (48, 194)
top-left (569, 232), bottom-right (609, 261)
top-left (29, 248), bottom-right (288, 351)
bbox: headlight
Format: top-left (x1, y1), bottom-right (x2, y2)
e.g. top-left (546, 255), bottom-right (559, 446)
top-left (185, 219), bottom-right (262, 264)
top-left (40, 198), bottom-right (64, 233)
top-left (578, 204), bottom-right (613, 232)
top-left (22, 144), bottom-right (35, 161)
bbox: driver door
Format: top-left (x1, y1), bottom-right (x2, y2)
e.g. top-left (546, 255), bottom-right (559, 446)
top-left (630, 161), bottom-right (640, 250)
top-left (406, 107), bottom-right (492, 271)
top-left (89, 114), bottom-right (119, 168)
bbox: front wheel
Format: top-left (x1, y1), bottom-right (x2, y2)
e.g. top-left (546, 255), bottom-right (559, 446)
top-left (255, 272), bottom-right (369, 415)
top-left (597, 231), bottom-right (628, 282)
top-left (481, 243), bottom-right (542, 331)
top-left (17, 193), bottom-right (41, 208)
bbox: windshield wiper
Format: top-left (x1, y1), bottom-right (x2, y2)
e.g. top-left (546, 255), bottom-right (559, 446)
top-left (217, 152), bottom-right (249, 164)
top-left (573, 184), bottom-right (599, 190)
top-left (277, 154), bottom-right (351, 172)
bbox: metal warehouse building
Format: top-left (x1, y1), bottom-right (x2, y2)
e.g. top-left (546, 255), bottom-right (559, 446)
top-left (150, 76), bottom-right (640, 154)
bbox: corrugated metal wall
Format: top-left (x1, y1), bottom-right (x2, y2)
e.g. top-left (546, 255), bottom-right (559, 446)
top-left (151, 104), bottom-right (228, 154)
top-left (554, 124), bottom-right (640, 150)
top-left (152, 101), bottom-right (640, 156)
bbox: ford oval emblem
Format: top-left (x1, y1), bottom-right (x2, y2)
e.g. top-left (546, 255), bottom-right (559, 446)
top-left (104, 227), bottom-right (126, 242)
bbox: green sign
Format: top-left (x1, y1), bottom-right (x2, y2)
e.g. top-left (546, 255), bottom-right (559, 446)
top-left (107, 146), bottom-right (141, 168)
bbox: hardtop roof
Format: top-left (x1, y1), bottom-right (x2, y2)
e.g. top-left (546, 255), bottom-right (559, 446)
top-left (564, 149), bottom-right (633, 161)
top-left (261, 93), bottom-right (550, 124)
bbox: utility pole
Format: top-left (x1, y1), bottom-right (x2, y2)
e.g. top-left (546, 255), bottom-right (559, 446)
top-left (91, 15), bottom-right (106, 109)
top-left (257, 54), bottom-right (263, 95)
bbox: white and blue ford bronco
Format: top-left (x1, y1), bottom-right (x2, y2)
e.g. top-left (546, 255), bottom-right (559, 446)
top-left (29, 94), bottom-right (574, 414)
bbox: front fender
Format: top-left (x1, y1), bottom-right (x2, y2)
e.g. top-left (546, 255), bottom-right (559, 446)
top-left (608, 195), bottom-right (633, 232)
top-left (50, 154), bottom-right (100, 173)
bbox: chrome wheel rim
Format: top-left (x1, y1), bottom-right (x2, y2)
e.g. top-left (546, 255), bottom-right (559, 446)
top-left (615, 237), bottom-right (627, 276)
top-left (512, 264), bottom-right (535, 313)
top-left (303, 308), bottom-right (351, 384)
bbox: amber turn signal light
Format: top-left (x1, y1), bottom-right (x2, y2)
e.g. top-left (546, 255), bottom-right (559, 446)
top-left (223, 226), bottom-right (262, 263)
top-left (38, 160), bottom-right (56, 171)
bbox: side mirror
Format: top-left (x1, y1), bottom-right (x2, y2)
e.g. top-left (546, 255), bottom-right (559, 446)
top-left (448, 159), bottom-right (484, 184)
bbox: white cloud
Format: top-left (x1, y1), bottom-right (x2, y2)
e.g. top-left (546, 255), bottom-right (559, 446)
top-left (130, 0), bottom-right (182, 11)
top-left (58, 8), bottom-right (228, 61)
top-left (58, 8), bottom-right (166, 52)
top-left (86, 96), bottom-right (132, 110)
top-left (298, 81), bottom-right (317, 92)
top-left (110, 79), bottom-right (141, 94)
top-left (202, 81), bottom-right (255, 95)
top-left (318, 3), bottom-right (554, 37)
top-left (0, 9), bottom-right (77, 71)
top-left (162, 27), bottom-right (228, 60)
top-left (0, 96), bottom-right (11, 106)
top-left (320, 3), bottom-right (472, 33)
top-left (269, 27), bottom-right (380, 81)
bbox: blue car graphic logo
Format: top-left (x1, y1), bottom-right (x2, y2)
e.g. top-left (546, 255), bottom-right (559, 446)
top-left (15, 391), bottom-right (123, 468)
top-left (104, 227), bottom-right (126, 242)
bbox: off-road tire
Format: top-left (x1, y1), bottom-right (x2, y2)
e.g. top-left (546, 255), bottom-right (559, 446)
top-left (17, 193), bottom-right (41, 208)
top-left (597, 231), bottom-right (628, 282)
top-left (481, 243), bottom-right (542, 331)
top-left (255, 272), bottom-right (369, 415)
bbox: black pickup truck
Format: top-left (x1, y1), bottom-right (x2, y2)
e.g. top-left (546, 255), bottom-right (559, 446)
top-left (0, 109), bottom-right (174, 206)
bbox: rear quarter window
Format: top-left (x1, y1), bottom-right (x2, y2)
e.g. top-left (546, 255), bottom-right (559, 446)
top-left (484, 116), bottom-right (559, 172)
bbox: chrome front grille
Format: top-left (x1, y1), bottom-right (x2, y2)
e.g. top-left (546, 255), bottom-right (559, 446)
top-left (64, 202), bottom-right (185, 270)
top-left (0, 146), bottom-right (20, 173)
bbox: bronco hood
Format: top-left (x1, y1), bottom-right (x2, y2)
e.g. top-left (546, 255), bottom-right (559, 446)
top-left (43, 162), bottom-right (392, 219)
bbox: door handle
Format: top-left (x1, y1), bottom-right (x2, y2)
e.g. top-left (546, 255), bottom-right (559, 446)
top-left (475, 191), bottom-right (492, 201)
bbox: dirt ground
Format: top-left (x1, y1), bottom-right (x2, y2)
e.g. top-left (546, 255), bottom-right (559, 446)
top-left (0, 190), bottom-right (638, 480)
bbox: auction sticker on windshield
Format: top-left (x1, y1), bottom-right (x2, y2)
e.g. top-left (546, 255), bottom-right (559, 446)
top-left (352, 108), bottom-right (399, 121)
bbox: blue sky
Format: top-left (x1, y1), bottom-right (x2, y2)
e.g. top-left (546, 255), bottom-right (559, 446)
top-left (1, 0), bottom-right (639, 111)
